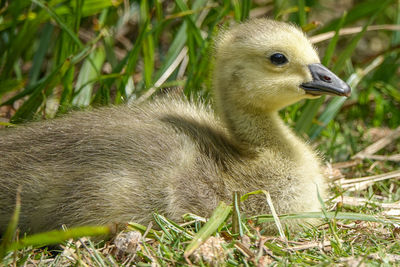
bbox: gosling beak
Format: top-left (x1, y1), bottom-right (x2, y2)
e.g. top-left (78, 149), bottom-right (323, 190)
top-left (300, 63), bottom-right (351, 97)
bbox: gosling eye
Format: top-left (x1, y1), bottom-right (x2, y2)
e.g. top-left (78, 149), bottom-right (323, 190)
top-left (270, 53), bottom-right (288, 66)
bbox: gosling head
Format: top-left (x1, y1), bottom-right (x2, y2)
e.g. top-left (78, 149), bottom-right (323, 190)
top-left (213, 19), bottom-right (351, 113)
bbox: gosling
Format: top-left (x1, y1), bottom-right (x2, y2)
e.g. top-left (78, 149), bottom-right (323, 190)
top-left (0, 19), bottom-right (350, 234)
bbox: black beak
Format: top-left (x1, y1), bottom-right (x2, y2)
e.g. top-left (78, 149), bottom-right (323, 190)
top-left (300, 63), bottom-right (351, 97)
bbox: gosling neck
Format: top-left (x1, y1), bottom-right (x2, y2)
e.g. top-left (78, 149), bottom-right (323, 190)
top-left (220, 104), bottom-right (292, 149)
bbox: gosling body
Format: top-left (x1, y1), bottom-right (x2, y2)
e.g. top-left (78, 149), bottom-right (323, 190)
top-left (0, 19), bottom-right (350, 234)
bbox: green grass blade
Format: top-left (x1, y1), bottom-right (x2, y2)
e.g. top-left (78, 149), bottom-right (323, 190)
top-left (49, 0), bottom-right (120, 18)
top-left (1, 3), bottom-right (45, 78)
top-left (252, 211), bottom-right (400, 225)
top-left (28, 22), bottom-right (54, 85)
top-left (72, 47), bottom-right (106, 107)
top-left (226, 0), bottom-right (250, 23)
top-left (0, 81), bottom-right (39, 107)
top-left (7, 226), bottom-right (111, 252)
top-left (31, 0), bottom-right (83, 49)
top-left (152, 23), bottom-right (187, 82)
top-left (10, 58), bottom-right (71, 123)
top-left (154, 21), bottom-right (187, 80)
top-left (297, 0), bottom-right (306, 27)
top-left (58, 67), bottom-right (75, 112)
top-left (241, 190), bottom-right (286, 241)
top-left (144, 0), bottom-right (207, 98)
top-left (0, 187), bottom-right (21, 261)
top-left (241, 0), bottom-right (251, 21)
top-left (175, 0), bottom-right (204, 45)
top-left (322, 12), bottom-right (347, 67)
top-left (126, 222), bottom-right (162, 239)
top-left (231, 191), bottom-right (243, 236)
top-left (140, 0), bottom-right (154, 89)
top-left (175, 0), bottom-right (206, 85)
top-left (153, 214), bottom-right (194, 239)
top-left (152, 214), bottom-right (175, 241)
top-left (273, 0), bottom-right (286, 19)
top-left (309, 97), bottom-right (347, 140)
top-left (240, 189), bottom-right (265, 202)
top-left (0, 79), bottom-right (26, 95)
top-left (116, 19), bottom-right (149, 102)
top-left (0, 122), bottom-right (15, 127)
top-left (294, 97), bottom-right (324, 136)
top-left (80, 0), bottom-right (119, 17)
top-left (332, 18), bottom-right (372, 74)
top-left (232, 0), bottom-right (241, 22)
top-left (392, 1), bottom-right (400, 45)
top-left (184, 201), bottom-right (231, 258)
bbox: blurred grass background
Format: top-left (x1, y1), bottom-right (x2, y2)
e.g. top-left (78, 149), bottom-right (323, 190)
top-left (1, 0), bottom-right (400, 265)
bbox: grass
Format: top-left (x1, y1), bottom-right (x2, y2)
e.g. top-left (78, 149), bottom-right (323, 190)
top-left (1, 0), bottom-right (400, 265)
